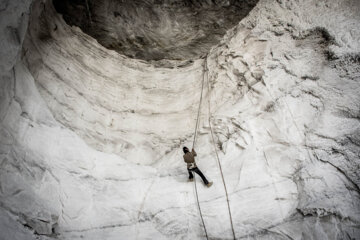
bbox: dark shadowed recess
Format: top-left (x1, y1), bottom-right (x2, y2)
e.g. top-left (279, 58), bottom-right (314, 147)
top-left (53, 0), bottom-right (258, 61)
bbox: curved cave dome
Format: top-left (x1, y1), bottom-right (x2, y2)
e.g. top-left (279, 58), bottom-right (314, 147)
top-left (52, 0), bottom-right (259, 61)
top-left (1, 0), bottom-right (360, 239)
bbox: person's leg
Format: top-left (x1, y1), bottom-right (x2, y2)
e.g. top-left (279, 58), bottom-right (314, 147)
top-left (193, 167), bottom-right (209, 185)
top-left (188, 168), bottom-right (194, 179)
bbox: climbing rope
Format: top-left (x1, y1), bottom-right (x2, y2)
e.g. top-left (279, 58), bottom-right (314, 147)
top-left (192, 57), bottom-right (209, 240)
top-left (191, 56), bottom-right (236, 240)
top-left (204, 57), bottom-right (237, 240)
top-left (193, 174), bottom-right (209, 240)
top-left (85, 0), bottom-right (93, 24)
top-left (192, 59), bottom-right (207, 150)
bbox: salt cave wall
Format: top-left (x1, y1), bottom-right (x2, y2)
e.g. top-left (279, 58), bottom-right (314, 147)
top-left (52, 0), bottom-right (259, 60)
top-left (1, 0), bottom-right (360, 240)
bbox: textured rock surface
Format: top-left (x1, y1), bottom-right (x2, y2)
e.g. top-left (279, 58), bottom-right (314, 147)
top-left (1, 0), bottom-right (360, 239)
top-left (52, 0), bottom-right (259, 61)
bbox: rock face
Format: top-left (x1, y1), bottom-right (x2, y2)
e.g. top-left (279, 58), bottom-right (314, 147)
top-left (52, 0), bottom-right (259, 60)
top-left (1, 0), bottom-right (360, 239)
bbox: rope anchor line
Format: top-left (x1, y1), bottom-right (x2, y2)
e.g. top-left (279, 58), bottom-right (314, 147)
top-left (192, 56), bottom-right (209, 240)
top-left (192, 55), bottom-right (236, 240)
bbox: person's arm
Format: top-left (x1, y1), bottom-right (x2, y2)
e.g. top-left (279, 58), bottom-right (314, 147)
top-left (192, 148), bottom-right (197, 157)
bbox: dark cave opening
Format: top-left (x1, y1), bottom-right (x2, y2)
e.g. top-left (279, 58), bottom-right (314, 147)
top-left (53, 0), bottom-right (259, 61)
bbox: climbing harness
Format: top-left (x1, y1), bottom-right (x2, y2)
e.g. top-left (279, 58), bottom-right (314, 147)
top-left (191, 56), bottom-right (236, 240)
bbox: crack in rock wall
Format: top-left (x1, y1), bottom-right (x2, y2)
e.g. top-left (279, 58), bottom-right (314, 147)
top-left (1, 0), bottom-right (360, 239)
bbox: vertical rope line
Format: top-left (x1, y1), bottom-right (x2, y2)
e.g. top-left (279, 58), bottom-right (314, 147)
top-left (194, 174), bottom-right (209, 240)
top-left (192, 59), bottom-right (207, 149)
top-left (85, 0), bottom-right (92, 25)
top-left (205, 58), bottom-right (236, 240)
top-left (191, 57), bottom-right (209, 240)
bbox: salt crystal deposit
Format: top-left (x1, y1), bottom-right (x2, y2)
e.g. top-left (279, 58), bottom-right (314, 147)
top-left (0, 0), bottom-right (359, 239)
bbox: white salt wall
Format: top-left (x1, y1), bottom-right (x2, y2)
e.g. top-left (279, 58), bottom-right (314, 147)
top-left (1, 0), bottom-right (359, 239)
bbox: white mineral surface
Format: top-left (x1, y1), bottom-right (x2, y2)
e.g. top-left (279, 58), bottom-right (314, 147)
top-left (0, 0), bottom-right (359, 239)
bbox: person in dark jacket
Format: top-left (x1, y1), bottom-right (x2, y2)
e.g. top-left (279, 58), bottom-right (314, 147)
top-left (183, 146), bottom-right (212, 187)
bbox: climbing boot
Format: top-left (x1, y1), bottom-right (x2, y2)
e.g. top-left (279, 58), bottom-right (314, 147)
top-left (188, 178), bottom-right (194, 182)
top-left (206, 182), bottom-right (213, 187)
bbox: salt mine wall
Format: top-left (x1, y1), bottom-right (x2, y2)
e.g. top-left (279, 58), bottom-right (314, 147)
top-left (0, 0), bottom-right (360, 239)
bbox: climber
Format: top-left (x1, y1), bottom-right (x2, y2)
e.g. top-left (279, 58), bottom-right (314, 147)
top-left (183, 146), bottom-right (213, 187)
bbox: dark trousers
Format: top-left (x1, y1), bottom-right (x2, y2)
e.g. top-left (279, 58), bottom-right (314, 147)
top-left (188, 167), bottom-right (209, 185)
